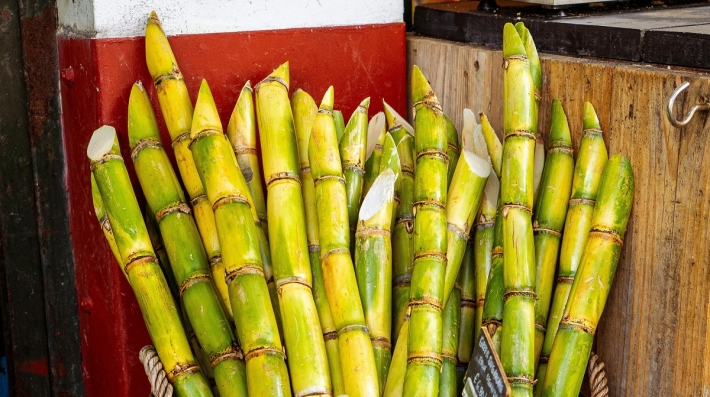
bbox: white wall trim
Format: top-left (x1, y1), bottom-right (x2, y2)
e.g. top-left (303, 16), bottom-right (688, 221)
top-left (58, 0), bottom-right (403, 38)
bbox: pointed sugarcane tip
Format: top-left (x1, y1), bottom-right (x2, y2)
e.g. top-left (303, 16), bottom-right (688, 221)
top-left (319, 86), bottom-right (334, 111)
top-left (360, 97), bottom-right (371, 109)
top-left (266, 62), bottom-right (290, 89)
top-left (87, 125), bottom-right (118, 161)
top-left (411, 65), bottom-right (435, 104)
top-left (128, 80), bottom-right (160, 148)
top-left (192, 79), bottom-right (222, 134)
top-left (503, 23), bottom-right (526, 58)
top-left (359, 168), bottom-right (396, 221)
top-left (244, 80), bottom-right (252, 90)
top-left (549, 99), bottom-right (572, 145)
top-left (147, 10), bottom-right (161, 27)
top-left (583, 101), bottom-right (601, 131)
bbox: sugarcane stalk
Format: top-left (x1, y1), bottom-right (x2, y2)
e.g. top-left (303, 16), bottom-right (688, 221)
top-left (334, 110), bottom-right (346, 143)
top-left (88, 125), bottom-right (213, 397)
top-left (254, 65), bottom-right (334, 396)
top-left (531, 99), bottom-right (574, 370)
top-left (90, 174), bottom-right (124, 272)
top-left (225, 81), bottom-right (283, 340)
top-left (500, 23), bottom-right (537, 397)
top-left (515, 22), bottom-right (545, 201)
top-left (340, 98), bottom-right (370, 246)
top-left (363, 113), bottom-right (388, 197)
top-left (293, 88), bottom-right (346, 396)
top-left (445, 115), bottom-right (461, 187)
top-left (440, 286), bottom-right (461, 397)
top-left (145, 205), bottom-right (180, 305)
top-left (128, 82), bottom-right (248, 397)
top-left (355, 170), bottom-right (397, 395)
top-left (189, 81), bottom-right (290, 397)
top-left (383, 100), bottom-right (415, 144)
top-left (456, 243), bottom-right (475, 395)
top-left (479, 113), bottom-right (503, 178)
top-left (481, 206), bottom-right (504, 355)
top-left (391, 134), bottom-right (415, 347)
top-left (379, 133), bottom-right (402, 232)
top-left (541, 155), bottom-right (634, 397)
top-left (145, 12), bottom-right (233, 321)
top-left (534, 102), bottom-right (608, 396)
top-left (310, 86), bottom-right (379, 396)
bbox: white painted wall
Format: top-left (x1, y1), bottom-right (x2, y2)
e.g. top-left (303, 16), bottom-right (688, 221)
top-left (58, 0), bottom-right (403, 38)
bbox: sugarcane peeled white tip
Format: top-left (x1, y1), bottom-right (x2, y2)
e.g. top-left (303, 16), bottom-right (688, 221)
top-left (359, 169), bottom-right (396, 221)
top-left (461, 109), bottom-right (477, 154)
top-left (366, 112), bottom-right (386, 158)
top-left (383, 100), bottom-right (414, 136)
top-left (461, 149), bottom-right (491, 179)
top-left (87, 125), bottom-right (117, 161)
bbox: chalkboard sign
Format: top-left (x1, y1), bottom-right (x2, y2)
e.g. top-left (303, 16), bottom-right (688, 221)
top-left (463, 327), bottom-right (510, 397)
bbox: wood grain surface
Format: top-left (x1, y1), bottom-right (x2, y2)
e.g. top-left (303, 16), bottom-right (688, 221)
top-left (409, 34), bottom-right (710, 397)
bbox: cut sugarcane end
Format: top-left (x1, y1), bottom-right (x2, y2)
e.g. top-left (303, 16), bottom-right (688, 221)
top-left (359, 168), bottom-right (396, 221)
top-left (365, 112), bottom-right (386, 159)
top-left (461, 149), bottom-right (492, 179)
top-left (471, 120), bottom-right (490, 162)
top-left (461, 108), bottom-right (477, 154)
top-left (320, 86), bottom-right (335, 111)
top-left (87, 125), bottom-right (117, 161)
top-left (533, 139), bottom-right (545, 193)
top-left (482, 166), bottom-right (500, 209)
top-left (383, 100), bottom-right (414, 136)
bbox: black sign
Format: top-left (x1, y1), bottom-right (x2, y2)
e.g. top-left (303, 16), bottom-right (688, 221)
top-left (463, 327), bottom-right (510, 397)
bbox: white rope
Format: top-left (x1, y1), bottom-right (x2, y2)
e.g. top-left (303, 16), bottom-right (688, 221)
top-left (139, 346), bottom-right (173, 397)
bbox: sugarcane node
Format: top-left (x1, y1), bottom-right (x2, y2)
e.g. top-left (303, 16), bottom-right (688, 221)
top-left (189, 194), bottom-right (208, 207)
top-left (207, 254), bottom-right (222, 268)
top-left (534, 90), bottom-right (542, 101)
top-left (313, 174), bottom-right (345, 186)
top-left (503, 129), bottom-right (536, 141)
top-left (124, 253), bottom-right (158, 274)
top-left (408, 297), bottom-right (443, 311)
top-left (474, 219), bottom-right (495, 230)
top-left (401, 165), bottom-right (415, 177)
top-left (447, 222), bottom-right (470, 241)
top-left (170, 132), bottom-right (190, 147)
top-left (299, 166), bottom-right (311, 175)
top-left (406, 352), bottom-right (443, 366)
top-left (167, 362), bottom-right (201, 382)
top-left (154, 202), bottom-right (191, 223)
top-left (343, 164), bottom-right (365, 176)
top-left (547, 145), bottom-right (574, 155)
top-left (413, 199), bottom-right (446, 211)
top-left (412, 99), bottom-right (443, 113)
top-left (319, 247), bottom-right (349, 261)
top-left (307, 244), bottom-right (320, 254)
top-left (337, 324), bottom-right (369, 336)
top-left (323, 331), bottom-right (338, 341)
top-left (538, 355), bottom-right (549, 364)
top-left (442, 352), bottom-right (458, 361)
top-left (556, 275), bottom-right (574, 284)
top-left (188, 128), bottom-right (223, 149)
top-left (393, 274), bottom-right (412, 288)
top-left (491, 247), bottom-right (503, 258)
top-left (560, 318), bottom-right (596, 335)
top-left (266, 171), bottom-right (301, 187)
top-left (209, 344), bottom-right (245, 368)
top-left (534, 322), bottom-right (546, 332)
top-left (233, 146), bottom-right (258, 156)
top-left (297, 390), bottom-right (332, 397)
top-left (355, 227), bottom-right (391, 238)
top-left (507, 375), bottom-right (536, 386)
top-left (501, 203), bottom-right (533, 215)
top-left (533, 226), bottom-right (562, 238)
top-left (225, 265), bottom-right (265, 283)
top-left (318, 108), bottom-right (334, 115)
top-left (583, 128), bottom-right (603, 137)
top-left (254, 75), bottom-right (288, 92)
top-left (568, 197), bottom-right (596, 207)
top-left (153, 68), bottom-right (184, 87)
top-left (178, 273), bottom-right (212, 297)
top-left (475, 299), bottom-right (485, 308)
top-left (211, 194), bottom-right (250, 212)
top-left (370, 337), bottom-right (392, 349)
top-left (503, 290), bottom-right (536, 301)
top-left (99, 215), bottom-right (111, 231)
top-left (447, 141), bottom-right (460, 154)
top-left (275, 276), bottom-right (313, 291)
top-left (415, 148), bottom-right (449, 164)
top-left (588, 228), bottom-right (624, 246)
top-left (413, 250), bottom-right (448, 263)
top-left (90, 154), bottom-right (124, 171)
top-left (460, 298), bottom-right (476, 309)
top-left (244, 345), bottom-right (287, 361)
top-left (130, 139), bottom-right (163, 161)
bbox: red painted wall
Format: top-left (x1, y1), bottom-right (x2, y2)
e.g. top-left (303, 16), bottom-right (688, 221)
top-left (58, 23), bottom-right (406, 397)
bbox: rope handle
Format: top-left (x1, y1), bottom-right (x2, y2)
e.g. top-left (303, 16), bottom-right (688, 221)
top-left (139, 346), bottom-right (173, 397)
top-left (587, 352), bottom-right (609, 397)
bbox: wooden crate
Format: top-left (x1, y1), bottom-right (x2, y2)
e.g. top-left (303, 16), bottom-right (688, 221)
top-left (408, 34), bottom-right (710, 397)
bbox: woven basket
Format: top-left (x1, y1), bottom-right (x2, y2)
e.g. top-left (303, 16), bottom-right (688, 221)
top-left (139, 346), bottom-right (609, 397)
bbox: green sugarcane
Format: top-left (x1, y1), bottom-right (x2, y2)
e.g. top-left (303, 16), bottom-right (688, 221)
top-left (310, 85), bottom-right (379, 397)
top-left (535, 102), bottom-right (608, 395)
top-left (293, 88), bottom-right (346, 396)
top-left (334, 109), bottom-right (346, 143)
top-left (363, 113), bottom-right (387, 198)
top-left (481, 206), bottom-right (504, 355)
top-left (88, 125), bottom-right (213, 397)
top-left (541, 155), bottom-right (634, 397)
top-left (128, 82), bottom-right (247, 397)
top-left (440, 286), bottom-right (461, 397)
top-left (456, 243), bottom-right (475, 395)
top-left (480, 113), bottom-right (503, 178)
top-left (190, 81), bottom-right (290, 397)
top-left (225, 81), bottom-right (283, 341)
top-left (500, 23), bottom-right (537, 397)
top-left (254, 65), bottom-right (333, 396)
top-left (379, 133), bottom-right (402, 232)
top-left (90, 174), bottom-right (123, 272)
top-left (531, 99), bottom-right (574, 370)
top-left (355, 169), bottom-right (397, 395)
top-left (383, 100), bottom-right (415, 144)
top-left (340, 98), bottom-right (370, 246)
top-left (515, 22), bottom-right (545, 201)
top-left (391, 135), bottom-right (415, 346)
top-left (144, 205), bottom-right (180, 307)
top-left (445, 115), bottom-right (461, 186)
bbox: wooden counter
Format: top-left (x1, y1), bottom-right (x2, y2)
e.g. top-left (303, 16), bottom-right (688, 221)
top-left (408, 34), bottom-right (710, 396)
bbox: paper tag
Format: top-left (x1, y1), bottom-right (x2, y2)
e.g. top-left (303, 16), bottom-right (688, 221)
top-left (462, 327), bottom-right (510, 397)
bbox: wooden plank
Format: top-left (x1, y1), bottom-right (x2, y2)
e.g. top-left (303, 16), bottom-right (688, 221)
top-left (407, 34), bottom-right (710, 396)
top-left (644, 24), bottom-right (710, 70)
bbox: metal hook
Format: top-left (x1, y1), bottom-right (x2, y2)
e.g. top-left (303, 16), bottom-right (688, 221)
top-left (667, 81), bottom-right (710, 128)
